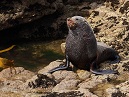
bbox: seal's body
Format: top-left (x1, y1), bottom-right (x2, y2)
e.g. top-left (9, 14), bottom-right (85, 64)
top-left (48, 16), bottom-right (119, 74)
top-left (96, 42), bottom-right (119, 65)
top-left (66, 16), bottom-right (97, 70)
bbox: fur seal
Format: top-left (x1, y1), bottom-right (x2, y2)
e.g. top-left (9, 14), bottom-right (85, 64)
top-left (48, 16), bottom-right (119, 74)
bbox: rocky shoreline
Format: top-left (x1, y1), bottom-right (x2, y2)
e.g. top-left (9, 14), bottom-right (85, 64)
top-left (0, 59), bottom-right (127, 97)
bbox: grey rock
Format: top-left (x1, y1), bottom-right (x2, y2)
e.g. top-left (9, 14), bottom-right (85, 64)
top-left (0, 80), bottom-right (24, 92)
top-left (0, 67), bottom-right (34, 81)
top-left (52, 79), bottom-right (81, 92)
top-left (78, 88), bottom-right (98, 97)
top-left (120, 0), bottom-right (129, 13)
top-left (41, 91), bottom-right (84, 97)
top-left (62, 0), bottom-right (79, 5)
top-left (79, 74), bottom-right (116, 89)
top-left (52, 70), bottom-right (79, 82)
top-left (77, 70), bottom-right (91, 80)
top-left (0, 67), bottom-right (35, 95)
top-left (21, 74), bottom-right (56, 93)
top-left (106, 80), bottom-right (129, 97)
top-left (60, 42), bottom-right (66, 53)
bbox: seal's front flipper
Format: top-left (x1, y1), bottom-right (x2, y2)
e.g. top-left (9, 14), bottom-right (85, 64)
top-left (48, 55), bottom-right (70, 73)
top-left (90, 62), bottom-right (118, 75)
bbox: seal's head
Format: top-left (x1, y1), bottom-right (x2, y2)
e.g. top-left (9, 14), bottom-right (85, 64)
top-left (67, 16), bottom-right (87, 30)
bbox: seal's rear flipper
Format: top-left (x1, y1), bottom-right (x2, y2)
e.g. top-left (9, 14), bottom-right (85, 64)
top-left (97, 42), bottom-right (120, 65)
top-left (47, 64), bottom-right (69, 73)
top-left (48, 55), bottom-right (70, 73)
top-left (90, 62), bottom-right (118, 75)
top-left (109, 55), bottom-right (120, 64)
top-left (90, 68), bottom-right (118, 75)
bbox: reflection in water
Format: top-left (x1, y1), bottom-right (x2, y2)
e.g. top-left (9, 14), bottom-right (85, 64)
top-left (0, 39), bottom-right (65, 72)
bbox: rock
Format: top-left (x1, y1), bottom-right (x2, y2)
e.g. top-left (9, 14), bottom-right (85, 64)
top-left (120, 0), bottom-right (129, 13)
top-left (0, 0), bottom-right (65, 44)
top-left (52, 79), bottom-right (81, 92)
top-left (95, 6), bottom-right (108, 15)
top-left (79, 74), bottom-right (117, 89)
top-left (78, 88), bottom-right (98, 97)
top-left (52, 70), bottom-right (78, 82)
top-left (0, 67), bottom-right (35, 95)
top-left (79, 78), bottom-right (103, 89)
top-left (0, 80), bottom-right (24, 92)
top-left (38, 89), bottom-right (97, 97)
top-left (0, 91), bottom-right (24, 97)
top-left (106, 12), bottom-right (118, 18)
top-left (11, 69), bottom-right (35, 81)
top-left (0, 0), bottom-right (63, 30)
top-left (60, 42), bottom-right (66, 53)
top-left (41, 91), bottom-right (84, 97)
top-left (24, 74), bottom-right (56, 89)
top-left (119, 0), bottom-right (126, 5)
top-left (67, 0), bottom-right (79, 5)
top-left (106, 80), bottom-right (129, 97)
top-left (47, 0), bottom-right (56, 4)
top-left (0, 67), bottom-right (34, 81)
top-left (111, 90), bottom-right (127, 97)
top-left (90, 2), bottom-right (98, 9)
top-left (77, 70), bottom-right (91, 80)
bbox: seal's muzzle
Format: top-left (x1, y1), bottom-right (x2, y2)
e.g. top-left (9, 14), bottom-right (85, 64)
top-left (67, 18), bottom-right (77, 30)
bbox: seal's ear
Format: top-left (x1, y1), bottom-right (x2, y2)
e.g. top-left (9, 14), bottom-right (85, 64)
top-left (82, 18), bottom-right (87, 22)
top-left (83, 19), bottom-right (89, 25)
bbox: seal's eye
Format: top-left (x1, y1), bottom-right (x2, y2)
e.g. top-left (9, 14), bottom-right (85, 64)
top-left (75, 18), bottom-right (79, 20)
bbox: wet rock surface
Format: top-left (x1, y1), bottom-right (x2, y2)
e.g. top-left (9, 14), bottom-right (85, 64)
top-left (1, 0), bottom-right (129, 97)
